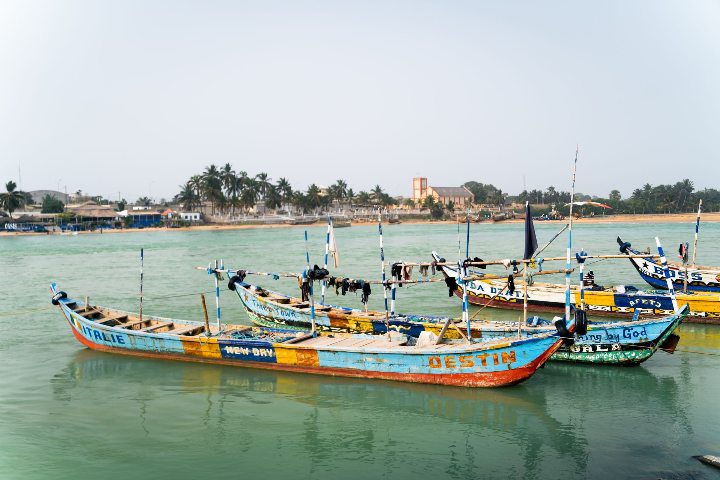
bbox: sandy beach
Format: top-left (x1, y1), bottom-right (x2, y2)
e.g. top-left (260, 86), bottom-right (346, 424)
top-left (2, 211), bottom-right (717, 236)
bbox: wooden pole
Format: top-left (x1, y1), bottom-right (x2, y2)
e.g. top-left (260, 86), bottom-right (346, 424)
top-left (200, 293), bottom-right (210, 334)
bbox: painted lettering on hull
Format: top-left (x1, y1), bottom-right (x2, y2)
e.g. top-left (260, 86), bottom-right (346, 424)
top-left (80, 324), bottom-right (127, 345)
top-left (568, 343), bottom-right (621, 353)
top-left (220, 342), bottom-right (277, 363)
top-left (428, 351), bottom-right (517, 370)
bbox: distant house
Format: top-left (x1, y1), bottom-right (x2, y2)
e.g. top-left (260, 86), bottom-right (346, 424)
top-left (179, 212), bottom-right (201, 222)
top-left (411, 178), bottom-right (473, 206)
top-left (118, 209), bottom-right (161, 228)
top-left (67, 202), bottom-right (119, 221)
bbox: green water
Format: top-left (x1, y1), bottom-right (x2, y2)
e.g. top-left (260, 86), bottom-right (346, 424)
top-left (1, 222), bottom-right (719, 479)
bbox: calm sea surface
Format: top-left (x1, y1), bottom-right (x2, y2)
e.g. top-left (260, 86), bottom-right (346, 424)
top-left (1, 221), bottom-right (719, 480)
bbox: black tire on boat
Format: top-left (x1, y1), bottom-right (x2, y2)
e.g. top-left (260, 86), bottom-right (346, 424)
top-left (575, 310), bottom-right (588, 336)
top-left (51, 291), bottom-right (67, 305)
top-left (227, 276), bottom-right (241, 291)
top-left (554, 319), bottom-right (574, 346)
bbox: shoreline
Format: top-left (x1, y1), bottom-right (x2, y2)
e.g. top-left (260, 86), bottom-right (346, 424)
top-left (1, 212), bottom-right (718, 236)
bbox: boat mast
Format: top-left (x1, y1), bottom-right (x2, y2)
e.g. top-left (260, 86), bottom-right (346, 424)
top-left (564, 147), bottom-right (578, 321)
top-left (304, 230), bottom-right (317, 336)
top-left (321, 215), bottom-right (331, 304)
top-left (465, 211), bottom-right (471, 339)
top-left (378, 212), bottom-right (390, 339)
top-left (214, 259), bottom-right (222, 332)
top-left (656, 237), bottom-right (679, 312)
top-left (692, 199), bottom-right (702, 266)
top-left (139, 248), bottom-right (144, 322)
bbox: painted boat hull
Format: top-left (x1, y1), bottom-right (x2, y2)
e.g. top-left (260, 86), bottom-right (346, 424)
top-left (620, 239), bottom-right (720, 292)
top-left (433, 253), bottom-right (720, 324)
top-left (234, 281), bottom-right (687, 365)
top-left (51, 285), bottom-right (564, 388)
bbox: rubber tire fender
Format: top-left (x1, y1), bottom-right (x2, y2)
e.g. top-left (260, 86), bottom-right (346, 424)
top-left (554, 319), bottom-right (574, 346)
top-left (51, 291), bottom-right (67, 305)
top-left (575, 309), bottom-right (588, 336)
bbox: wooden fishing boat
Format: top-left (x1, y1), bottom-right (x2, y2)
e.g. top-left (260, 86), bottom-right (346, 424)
top-left (50, 284), bottom-right (570, 388)
top-left (618, 236), bottom-right (720, 293)
top-left (433, 252), bottom-right (720, 323)
top-left (230, 279), bottom-right (687, 365)
top-left (283, 216), bottom-right (318, 225)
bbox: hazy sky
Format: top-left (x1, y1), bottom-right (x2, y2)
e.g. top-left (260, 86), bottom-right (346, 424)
top-left (1, 0), bottom-right (719, 202)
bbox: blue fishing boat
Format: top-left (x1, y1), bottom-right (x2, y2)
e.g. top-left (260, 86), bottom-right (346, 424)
top-left (50, 283), bottom-right (574, 388)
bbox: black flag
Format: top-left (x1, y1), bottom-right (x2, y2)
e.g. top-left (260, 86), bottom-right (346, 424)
top-left (523, 202), bottom-right (538, 260)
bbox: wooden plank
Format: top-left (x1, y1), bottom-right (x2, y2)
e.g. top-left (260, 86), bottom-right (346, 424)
top-left (96, 314), bottom-right (128, 325)
top-left (171, 325), bottom-right (204, 336)
top-left (140, 321), bottom-right (174, 332)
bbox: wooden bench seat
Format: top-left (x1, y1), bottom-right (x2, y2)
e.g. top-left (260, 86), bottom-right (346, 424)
top-left (122, 318), bottom-right (149, 329)
top-left (170, 325), bottom-right (205, 336)
top-left (96, 314), bottom-right (128, 325)
top-left (140, 321), bottom-right (174, 333)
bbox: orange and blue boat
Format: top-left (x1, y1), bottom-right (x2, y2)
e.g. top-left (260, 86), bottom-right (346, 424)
top-left (50, 283), bottom-right (573, 388)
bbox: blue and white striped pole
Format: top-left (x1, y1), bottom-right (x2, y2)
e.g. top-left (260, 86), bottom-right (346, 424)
top-left (576, 249), bottom-right (587, 311)
top-left (305, 230), bottom-right (316, 336)
top-left (214, 259), bottom-right (221, 331)
top-left (564, 147), bottom-right (578, 322)
top-left (321, 216), bottom-right (331, 304)
top-left (139, 248), bottom-right (144, 322)
top-left (460, 261), bottom-right (471, 341)
top-left (692, 199), bottom-right (702, 266)
top-left (656, 237), bottom-right (679, 312)
top-left (378, 213), bottom-right (390, 338)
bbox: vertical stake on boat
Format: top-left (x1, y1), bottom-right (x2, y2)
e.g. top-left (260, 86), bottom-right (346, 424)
top-left (305, 230), bottom-right (317, 337)
top-left (200, 293), bottom-right (210, 334)
top-left (564, 147), bottom-right (579, 322)
top-left (692, 199), bottom-right (702, 266)
top-left (457, 214), bottom-right (461, 260)
top-left (321, 215), bottom-right (331, 304)
top-left (656, 237), bottom-right (680, 313)
top-left (378, 212), bottom-right (390, 340)
top-left (577, 249), bottom-right (587, 312)
top-left (465, 211), bottom-right (471, 339)
top-left (460, 261), bottom-right (471, 344)
top-left (214, 259), bottom-right (221, 332)
top-left (139, 248), bottom-right (144, 322)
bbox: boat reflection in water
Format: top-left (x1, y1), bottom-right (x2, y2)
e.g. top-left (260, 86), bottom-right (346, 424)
top-left (49, 330), bottom-right (705, 479)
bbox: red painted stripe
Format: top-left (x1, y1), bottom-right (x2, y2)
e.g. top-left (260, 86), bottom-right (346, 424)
top-left (67, 324), bottom-right (558, 388)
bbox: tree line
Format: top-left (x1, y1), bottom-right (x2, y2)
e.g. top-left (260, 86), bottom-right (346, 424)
top-left (174, 164), bottom-right (399, 215)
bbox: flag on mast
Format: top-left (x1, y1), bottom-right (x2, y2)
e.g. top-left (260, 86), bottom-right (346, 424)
top-left (523, 202), bottom-right (538, 259)
top-left (329, 224), bottom-right (340, 268)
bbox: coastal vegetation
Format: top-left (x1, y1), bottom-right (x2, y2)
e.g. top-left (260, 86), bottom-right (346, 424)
top-left (0, 181), bottom-right (26, 218)
top-left (174, 163), bottom-right (398, 215)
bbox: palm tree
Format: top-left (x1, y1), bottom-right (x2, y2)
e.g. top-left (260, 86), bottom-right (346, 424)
top-left (136, 196), bottom-right (152, 207)
top-left (175, 182), bottom-right (197, 210)
top-left (346, 188), bottom-right (355, 208)
top-left (0, 181), bottom-right (25, 218)
top-left (276, 177), bottom-right (293, 211)
top-left (306, 184), bottom-right (322, 211)
top-left (371, 185), bottom-right (384, 205)
top-left (202, 164), bottom-right (223, 215)
top-left (255, 172), bottom-right (272, 200)
top-left (265, 185), bottom-right (282, 210)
